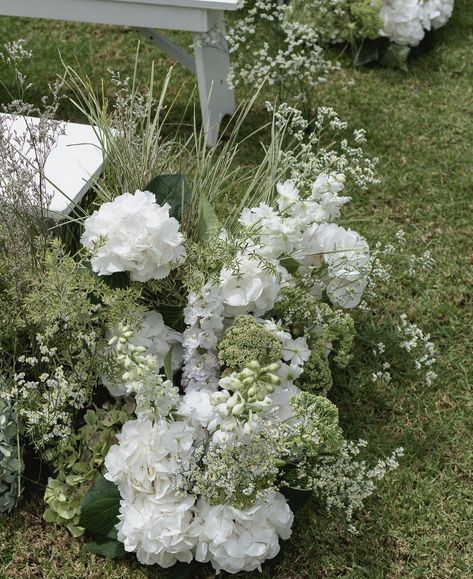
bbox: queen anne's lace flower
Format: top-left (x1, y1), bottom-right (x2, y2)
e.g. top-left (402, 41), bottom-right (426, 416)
top-left (195, 493), bottom-right (294, 574)
top-left (81, 190), bottom-right (186, 282)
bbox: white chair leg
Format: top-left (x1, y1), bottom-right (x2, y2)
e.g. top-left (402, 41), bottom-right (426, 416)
top-left (193, 10), bottom-right (236, 147)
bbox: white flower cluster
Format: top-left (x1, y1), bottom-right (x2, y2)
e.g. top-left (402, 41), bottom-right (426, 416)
top-left (240, 179), bottom-right (370, 309)
top-left (195, 493), bottom-right (293, 573)
top-left (105, 310), bottom-right (182, 398)
top-left (268, 103), bottom-right (379, 190)
top-left (81, 190), bottom-right (186, 282)
top-left (225, 0), bottom-right (338, 90)
top-left (181, 282), bottom-right (225, 392)
top-left (105, 418), bottom-right (199, 567)
top-left (105, 414), bottom-right (294, 573)
top-left (380, 0), bottom-right (454, 46)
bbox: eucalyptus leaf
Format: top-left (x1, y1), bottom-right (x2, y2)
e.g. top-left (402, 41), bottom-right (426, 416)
top-left (79, 476), bottom-right (121, 539)
top-left (146, 174), bottom-right (192, 221)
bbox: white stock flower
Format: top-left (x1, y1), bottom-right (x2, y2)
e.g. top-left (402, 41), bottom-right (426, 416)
top-left (277, 180), bottom-right (300, 212)
top-left (195, 493), bottom-right (294, 574)
top-left (312, 173), bottom-right (347, 196)
top-left (220, 253), bottom-right (282, 317)
top-left (81, 190), bottom-right (186, 282)
top-left (131, 311), bottom-right (182, 371)
top-left (117, 493), bottom-right (198, 567)
top-left (310, 173), bottom-right (351, 221)
top-left (239, 203), bottom-right (297, 259)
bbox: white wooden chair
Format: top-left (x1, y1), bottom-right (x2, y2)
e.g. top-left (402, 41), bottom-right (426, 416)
top-left (0, 0), bottom-right (239, 145)
top-left (0, 113), bottom-right (104, 218)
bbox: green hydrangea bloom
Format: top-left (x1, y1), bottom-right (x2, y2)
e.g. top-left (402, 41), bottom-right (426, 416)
top-left (273, 288), bottom-right (355, 394)
top-left (290, 392), bottom-right (344, 456)
top-left (218, 316), bottom-right (282, 371)
top-left (43, 401), bottom-right (132, 536)
top-left (43, 476), bottom-right (85, 538)
top-left (296, 340), bottom-right (333, 395)
top-left (0, 396), bottom-right (23, 514)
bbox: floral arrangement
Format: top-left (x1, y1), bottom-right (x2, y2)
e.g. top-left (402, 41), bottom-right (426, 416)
top-left (77, 168), bottom-right (406, 573)
top-left (0, 43), bottom-right (436, 576)
top-left (286, 0), bottom-right (455, 68)
top-left (223, 0), bottom-right (454, 89)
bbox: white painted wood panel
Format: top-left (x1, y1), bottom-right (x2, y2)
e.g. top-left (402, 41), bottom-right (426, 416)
top-left (0, 0), bottom-right (211, 32)
top-left (0, 114), bottom-right (104, 218)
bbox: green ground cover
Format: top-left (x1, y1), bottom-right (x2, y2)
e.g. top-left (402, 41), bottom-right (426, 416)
top-left (0, 1), bottom-right (471, 577)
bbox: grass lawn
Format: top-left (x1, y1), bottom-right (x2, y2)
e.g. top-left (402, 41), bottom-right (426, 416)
top-left (0, 1), bottom-right (472, 578)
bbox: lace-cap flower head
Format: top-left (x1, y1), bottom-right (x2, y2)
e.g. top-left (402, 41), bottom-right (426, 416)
top-left (81, 190), bottom-right (186, 282)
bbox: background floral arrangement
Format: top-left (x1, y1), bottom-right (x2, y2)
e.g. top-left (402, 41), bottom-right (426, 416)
top-left (0, 44), bottom-right (438, 576)
top-left (224, 0), bottom-right (455, 86)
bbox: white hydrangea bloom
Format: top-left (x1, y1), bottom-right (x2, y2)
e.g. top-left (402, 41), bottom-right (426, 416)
top-left (423, 0), bottom-right (454, 29)
top-left (323, 226), bottom-right (370, 309)
top-left (104, 418), bottom-right (195, 502)
top-left (195, 493), bottom-right (294, 574)
top-left (220, 253), bottom-right (282, 317)
top-left (239, 203), bottom-right (296, 259)
top-left (117, 493), bottom-right (199, 568)
top-left (296, 223), bottom-right (369, 308)
top-left (380, 0), bottom-right (426, 46)
top-left (81, 190), bottom-right (186, 282)
top-left (178, 389), bottom-right (218, 430)
top-left (131, 311), bottom-right (182, 371)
